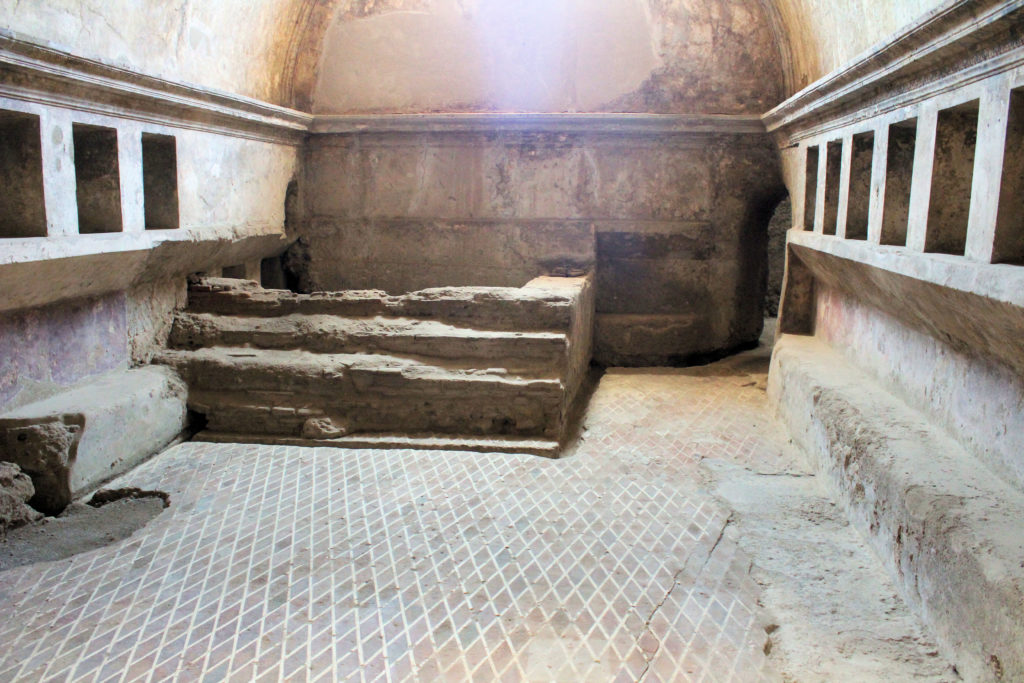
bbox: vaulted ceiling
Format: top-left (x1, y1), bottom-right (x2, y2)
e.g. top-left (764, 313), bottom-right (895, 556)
top-left (2, 0), bottom-right (948, 112)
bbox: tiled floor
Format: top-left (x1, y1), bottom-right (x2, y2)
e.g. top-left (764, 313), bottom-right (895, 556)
top-left (0, 351), bottom-right (793, 682)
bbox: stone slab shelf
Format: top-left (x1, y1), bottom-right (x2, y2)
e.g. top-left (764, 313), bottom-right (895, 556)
top-left (784, 231), bottom-right (1024, 380)
top-left (0, 225), bottom-right (289, 314)
top-left (158, 275), bottom-right (594, 456)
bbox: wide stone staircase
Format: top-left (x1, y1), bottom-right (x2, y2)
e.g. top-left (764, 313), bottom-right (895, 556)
top-left (156, 275), bottom-right (594, 457)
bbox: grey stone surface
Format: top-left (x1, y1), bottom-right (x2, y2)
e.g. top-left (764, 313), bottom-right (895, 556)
top-left (0, 367), bottom-right (187, 513)
top-left (770, 334), bottom-right (1024, 682)
top-left (159, 275), bottom-right (593, 453)
top-left (0, 461), bottom-right (42, 532)
top-left (764, 198), bottom-right (790, 317)
top-left (300, 130), bottom-right (784, 365)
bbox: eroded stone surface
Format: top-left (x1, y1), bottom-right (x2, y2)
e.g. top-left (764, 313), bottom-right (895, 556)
top-left (771, 334), bottom-right (1024, 681)
top-left (301, 132), bottom-right (784, 365)
top-left (0, 420), bottom-right (80, 516)
top-left (160, 276), bottom-right (593, 451)
top-left (0, 462), bottom-right (42, 533)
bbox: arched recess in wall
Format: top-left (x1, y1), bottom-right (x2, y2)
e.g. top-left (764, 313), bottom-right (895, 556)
top-left (284, 0), bottom-right (790, 115)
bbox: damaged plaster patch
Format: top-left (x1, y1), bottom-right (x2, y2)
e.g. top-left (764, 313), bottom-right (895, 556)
top-left (0, 488), bottom-right (169, 573)
top-left (338, 0), bottom-right (431, 20)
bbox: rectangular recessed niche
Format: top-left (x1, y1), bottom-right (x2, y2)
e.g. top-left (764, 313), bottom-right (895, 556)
top-left (142, 133), bottom-right (179, 230)
top-left (803, 146), bottom-right (819, 231)
top-left (0, 110), bottom-right (47, 238)
top-left (846, 131), bottom-right (874, 240)
top-left (881, 118), bottom-right (917, 247)
top-left (993, 89), bottom-right (1024, 264)
top-left (73, 124), bottom-right (123, 234)
top-left (222, 265), bottom-right (247, 279)
top-left (925, 101), bottom-right (979, 255)
top-left (823, 140), bottom-right (844, 236)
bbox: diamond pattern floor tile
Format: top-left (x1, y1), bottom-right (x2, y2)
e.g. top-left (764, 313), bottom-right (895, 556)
top-left (0, 355), bottom-right (790, 682)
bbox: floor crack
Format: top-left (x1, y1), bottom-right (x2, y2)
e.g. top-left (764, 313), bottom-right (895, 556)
top-left (635, 514), bottom-right (734, 681)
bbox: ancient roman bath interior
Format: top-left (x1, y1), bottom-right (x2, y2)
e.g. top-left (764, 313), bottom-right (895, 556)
top-left (0, 0), bottom-right (1023, 680)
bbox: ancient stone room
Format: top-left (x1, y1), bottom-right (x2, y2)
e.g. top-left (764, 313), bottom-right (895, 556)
top-left (0, 0), bottom-right (1022, 680)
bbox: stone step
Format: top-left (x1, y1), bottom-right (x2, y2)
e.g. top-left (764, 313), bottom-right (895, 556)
top-left (169, 312), bottom-right (569, 375)
top-left (194, 431), bottom-right (561, 458)
top-left (186, 277), bottom-right (586, 332)
top-left (156, 348), bottom-right (565, 438)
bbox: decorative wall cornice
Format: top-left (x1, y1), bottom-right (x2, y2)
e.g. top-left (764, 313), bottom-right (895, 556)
top-left (0, 32), bottom-right (312, 144)
top-left (311, 113), bottom-right (768, 136)
top-left (764, 0), bottom-right (1024, 142)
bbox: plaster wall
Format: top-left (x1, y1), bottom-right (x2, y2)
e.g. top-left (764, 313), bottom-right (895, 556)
top-left (313, 0), bottom-right (784, 114)
top-left (0, 0), bottom-right (315, 105)
top-left (0, 85), bottom-right (299, 416)
top-left (769, 0), bottom-right (947, 92)
top-left (0, 279), bottom-right (185, 415)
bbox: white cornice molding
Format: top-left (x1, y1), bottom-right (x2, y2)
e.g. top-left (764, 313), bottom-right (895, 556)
top-left (764, 0), bottom-right (1024, 141)
top-left (311, 113), bottom-right (768, 136)
top-left (0, 32), bottom-right (312, 144)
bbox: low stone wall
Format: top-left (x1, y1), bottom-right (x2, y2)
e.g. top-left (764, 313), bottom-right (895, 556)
top-left (300, 120), bottom-right (784, 366)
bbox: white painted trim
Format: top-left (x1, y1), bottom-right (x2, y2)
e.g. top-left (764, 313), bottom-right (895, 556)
top-left (788, 229), bottom-right (1024, 308)
top-left (0, 33), bottom-right (311, 145)
top-left (764, 0), bottom-right (1024, 142)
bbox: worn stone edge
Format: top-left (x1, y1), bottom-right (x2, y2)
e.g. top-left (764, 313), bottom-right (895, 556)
top-left (311, 113), bottom-right (768, 136)
top-left (788, 230), bottom-right (1024, 308)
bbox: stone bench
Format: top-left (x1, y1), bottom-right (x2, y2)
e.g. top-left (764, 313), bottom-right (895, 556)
top-left (0, 367), bottom-right (187, 514)
top-left (770, 334), bottom-right (1024, 681)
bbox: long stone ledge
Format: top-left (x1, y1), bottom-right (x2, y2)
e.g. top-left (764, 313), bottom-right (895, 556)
top-left (0, 225), bottom-right (290, 314)
top-left (0, 366), bottom-right (187, 514)
top-left (311, 113), bottom-right (767, 136)
top-left (769, 334), bottom-right (1024, 682)
top-left (787, 231), bottom-right (1024, 379)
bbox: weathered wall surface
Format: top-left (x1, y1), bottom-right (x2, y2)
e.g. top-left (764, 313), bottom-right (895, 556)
top-left (2, 0), bottom-right (951, 108)
top-left (0, 0), bottom-right (318, 105)
top-left (815, 284), bottom-right (1024, 492)
top-left (0, 279), bottom-right (184, 415)
top-left (302, 130), bottom-right (784, 365)
top-left (305, 0), bottom-right (788, 365)
top-left (0, 40), bottom-right (300, 417)
top-left (313, 0), bottom-right (785, 114)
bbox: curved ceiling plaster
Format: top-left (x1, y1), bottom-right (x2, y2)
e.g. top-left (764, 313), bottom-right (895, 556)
top-left (0, 0), bottom-right (327, 107)
top-left (310, 0), bottom-right (786, 114)
top-left (769, 0), bottom-right (948, 92)
top-left (2, 0), bottom-right (947, 112)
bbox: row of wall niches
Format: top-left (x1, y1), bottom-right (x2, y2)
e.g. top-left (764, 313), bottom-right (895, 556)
top-left (801, 86), bottom-right (1024, 265)
top-left (0, 110), bottom-right (179, 238)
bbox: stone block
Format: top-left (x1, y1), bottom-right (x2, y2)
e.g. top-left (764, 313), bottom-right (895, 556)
top-left (0, 461), bottom-right (42, 531)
